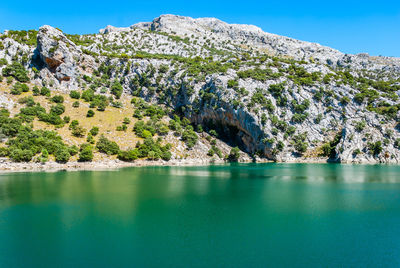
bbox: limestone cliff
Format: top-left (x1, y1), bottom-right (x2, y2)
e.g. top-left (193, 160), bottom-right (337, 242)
top-left (1, 14), bottom-right (400, 163)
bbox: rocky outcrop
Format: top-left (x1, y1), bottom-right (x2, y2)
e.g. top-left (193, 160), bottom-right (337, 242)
top-left (35, 25), bottom-right (97, 89)
top-left (37, 26), bottom-right (79, 80)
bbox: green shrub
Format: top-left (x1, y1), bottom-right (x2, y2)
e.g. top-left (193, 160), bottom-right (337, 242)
top-left (293, 133), bottom-right (308, 154)
top-left (32, 86), bottom-right (40, 96)
top-left (54, 147), bottom-right (70, 163)
top-left (50, 104), bottom-right (65, 115)
top-left (9, 148), bottom-right (34, 162)
top-left (96, 135), bottom-right (120, 155)
top-left (227, 79), bottom-right (239, 89)
top-left (367, 141), bottom-right (383, 156)
top-left (51, 95), bottom-right (64, 103)
top-left (355, 121), bottom-right (366, 132)
top-left (69, 145), bottom-right (79, 156)
top-left (78, 145), bottom-right (93, 162)
top-left (118, 149), bottom-right (139, 162)
top-left (71, 125), bottom-right (86, 137)
top-left (86, 109), bottom-right (95, 117)
top-left (181, 129), bottom-right (198, 149)
top-left (86, 133), bottom-right (95, 144)
top-left (69, 90), bottom-right (81, 99)
top-left (135, 137), bottom-right (171, 160)
top-left (111, 81), bottom-right (123, 99)
top-left (10, 82), bottom-right (29, 95)
top-left (340, 96), bottom-right (350, 105)
top-left (63, 116), bottom-right (70, 123)
top-left (89, 126), bottom-right (99, 136)
top-left (227, 147), bottom-right (240, 162)
top-left (81, 89), bottom-right (95, 102)
top-left (40, 86), bottom-right (51, 96)
top-left (2, 62), bottom-right (30, 82)
top-left (40, 148), bottom-right (49, 163)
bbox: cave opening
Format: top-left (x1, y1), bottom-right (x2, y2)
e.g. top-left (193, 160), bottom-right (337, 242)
top-left (201, 118), bottom-right (252, 155)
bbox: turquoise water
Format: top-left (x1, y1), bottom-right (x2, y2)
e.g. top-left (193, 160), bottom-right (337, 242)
top-left (0, 163), bottom-right (400, 267)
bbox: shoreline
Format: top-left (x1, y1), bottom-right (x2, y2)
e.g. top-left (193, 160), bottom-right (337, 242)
top-left (0, 157), bottom-right (397, 174)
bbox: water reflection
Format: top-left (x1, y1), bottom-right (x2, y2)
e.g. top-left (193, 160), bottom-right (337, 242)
top-left (1, 164), bottom-right (400, 267)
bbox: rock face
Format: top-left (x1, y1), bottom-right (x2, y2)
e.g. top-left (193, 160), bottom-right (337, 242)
top-left (37, 26), bottom-right (79, 80)
top-left (35, 25), bottom-right (95, 89)
top-left (136, 14), bottom-right (344, 64)
top-left (2, 15), bottom-right (400, 164)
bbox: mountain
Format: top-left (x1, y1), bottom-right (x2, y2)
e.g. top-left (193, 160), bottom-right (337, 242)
top-left (0, 14), bottom-right (400, 166)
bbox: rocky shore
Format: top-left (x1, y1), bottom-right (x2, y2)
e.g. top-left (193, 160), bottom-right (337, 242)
top-left (0, 158), bottom-right (245, 173)
top-left (0, 157), bottom-right (394, 174)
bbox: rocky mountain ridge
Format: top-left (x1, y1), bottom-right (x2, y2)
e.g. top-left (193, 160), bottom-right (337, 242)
top-left (1, 14), bottom-right (400, 164)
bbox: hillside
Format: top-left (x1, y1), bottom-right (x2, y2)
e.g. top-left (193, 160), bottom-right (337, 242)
top-left (0, 14), bottom-right (400, 167)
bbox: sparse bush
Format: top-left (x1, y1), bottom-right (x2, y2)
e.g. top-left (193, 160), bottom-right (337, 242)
top-left (96, 135), bottom-right (120, 155)
top-left (86, 109), bottom-right (95, 117)
top-left (227, 147), bottom-right (240, 162)
top-left (69, 90), bottom-right (81, 99)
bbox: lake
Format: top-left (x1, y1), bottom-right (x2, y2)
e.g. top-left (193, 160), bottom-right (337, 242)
top-left (1, 163), bottom-right (400, 267)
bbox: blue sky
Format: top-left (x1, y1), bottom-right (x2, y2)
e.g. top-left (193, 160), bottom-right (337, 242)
top-left (1, 0), bottom-right (399, 57)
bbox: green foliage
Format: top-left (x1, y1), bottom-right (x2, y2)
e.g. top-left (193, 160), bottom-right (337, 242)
top-left (66, 34), bottom-right (95, 46)
top-left (78, 144), bottom-right (94, 162)
top-left (292, 133), bottom-right (308, 154)
top-left (227, 79), bottom-right (239, 89)
top-left (40, 148), bottom-right (48, 163)
top-left (227, 147), bottom-right (240, 162)
top-left (81, 89), bottom-right (95, 102)
top-left (319, 132), bottom-right (342, 158)
top-left (32, 86), bottom-right (40, 96)
top-left (9, 149), bottom-right (34, 162)
top-left (72, 101), bottom-right (80, 108)
top-left (292, 99), bottom-right (310, 113)
top-left (86, 133), bottom-right (95, 144)
top-left (111, 81), bottom-right (123, 99)
top-left (96, 135), bottom-right (120, 155)
top-left (10, 82), bottom-right (29, 95)
top-left (1, 110), bottom-right (71, 163)
top-left (69, 90), bottom-right (81, 99)
top-left (63, 116), bottom-right (70, 123)
top-left (50, 104), bottom-right (65, 115)
top-left (89, 126), bottom-right (99, 136)
top-left (181, 128), bottom-right (198, 149)
top-left (287, 65), bottom-right (319, 86)
top-left (314, 114), bottom-right (323, 124)
top-left (0, 58), bottom-right (7, 66)
top-left (367, 141), bottom-right (383, 156)
top-left (354, 88), bottom-right (379, 104)
top-left (291, 113), bottom-right (308, 124)
top-left (135, 137), bottom-right (171, 161)
top-left (394, 139), bottom-right (400, 149)
top-left (237, 68), bottom-right (281, 82)
top-left (159, 64), bottom-right (169, 73)
top-left (91, 94), bottom-right (109, 111)
top-left (2, 62), bottom-right (30, 82)
top-left (54, 147), bottom-right (70, 163)
top-left (69, 121), bottom-right (86, 137)
top-left (50, 95), bottom-right (64, 103)
top-left (5, 30), bottom-right (38, 46)
top-left (340, 96), bottom-right (350, 105)
top-left (133, 120), bottom-right (155, 138)
top-left (71, 125), bottom-right (86, 137)
top-left (40, 86), bottom-right (51, 96)
top-left (355, 121), bottom-right (366, 132)
top-left (86, 109), bottom-right (95, 117)
top-left (118, 149), bottom-right (139, 162)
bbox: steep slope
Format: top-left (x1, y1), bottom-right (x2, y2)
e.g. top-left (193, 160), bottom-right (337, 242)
top-left (1, 14), bottom-right (400, 165)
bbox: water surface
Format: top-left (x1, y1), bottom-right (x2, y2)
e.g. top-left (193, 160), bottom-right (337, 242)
top-left (1, 163), bottom-right (400, 267)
